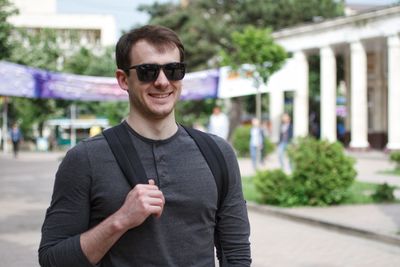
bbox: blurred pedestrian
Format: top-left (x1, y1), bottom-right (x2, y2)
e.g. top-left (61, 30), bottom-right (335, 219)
top-left (208, 106), bottom-right (229, 140)
top-left (10, 123), bottom-right (22, 158)
top-left (260, 120), bottom-right (271, 164)
top-left (89, 125), bottom-right (102, 137)
top-left (278, 113), bottom-right (293, 171)
top-left (0, 126), bottom-right (2, 150)
top-left (193, 121), bottom-right (206, 132)
top-left (249, 118), bottom-right (264, 170)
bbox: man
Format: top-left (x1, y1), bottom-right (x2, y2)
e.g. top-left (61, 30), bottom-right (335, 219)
top-left (249, 118), bottom-right (264, 170)
top-left (278, 113), bottom-right (293, 171)
top-left (208, 106), bottom-right (230, 140)
top-left (39, 25), bottom-right (251, 267)
top-left (10, 123), bottom-right (22, 158)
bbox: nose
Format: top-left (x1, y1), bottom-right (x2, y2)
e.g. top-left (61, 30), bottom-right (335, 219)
top-left (154, 68), bottom-right (170, 88)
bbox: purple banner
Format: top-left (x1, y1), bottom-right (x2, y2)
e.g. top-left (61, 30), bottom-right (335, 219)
top-left (0, 61), bottom-right (219, 101)
top-left (181, 69), bottom-right (219, 100)
top-left (0, 61), bottom-right (37, 98)
top-left (40, 72), bottom-right (127, 101)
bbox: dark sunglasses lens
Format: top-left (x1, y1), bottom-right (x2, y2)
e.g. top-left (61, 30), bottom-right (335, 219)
top-left (163, 63), bottom-right (185, 81)
top-left (137, 64), bottom-right (160, 82)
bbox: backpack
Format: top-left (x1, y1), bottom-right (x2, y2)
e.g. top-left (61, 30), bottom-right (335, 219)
top-left (103, 122), bottom-right (229, 265)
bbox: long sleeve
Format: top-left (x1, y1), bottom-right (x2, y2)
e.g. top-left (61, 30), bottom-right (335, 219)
top-left (38, 143), bottom-right (94, 267)
top-left (213, 137), bottom-right (252, 266)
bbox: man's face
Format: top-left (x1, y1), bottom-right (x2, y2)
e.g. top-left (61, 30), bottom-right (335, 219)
top-left (124, 40), bottom-right (182, 120)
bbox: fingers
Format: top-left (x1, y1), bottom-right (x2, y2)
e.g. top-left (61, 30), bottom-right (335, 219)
top-left (129, 181), bottom-right (165, 215)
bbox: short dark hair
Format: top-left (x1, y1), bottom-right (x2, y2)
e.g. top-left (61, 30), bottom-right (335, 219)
top-left (115, 25), bottom-right (185, 74)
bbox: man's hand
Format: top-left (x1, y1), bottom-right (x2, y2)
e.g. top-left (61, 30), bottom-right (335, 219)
top-left (80, 179), bottom-right (165, 265)
top-left (115, 179), bottom-right (165, 230)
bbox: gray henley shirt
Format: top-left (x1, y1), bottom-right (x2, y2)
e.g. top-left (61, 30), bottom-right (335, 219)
top-left (39, 123), bottom-right (251, 267)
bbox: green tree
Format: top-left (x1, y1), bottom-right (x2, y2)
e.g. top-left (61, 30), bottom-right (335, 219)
top-left (138, 0), bottom-right (344, 130)
top-left (140, 0), bottom-right (344, 71)
top-left (0, 0), bottom-right (17, 59)
top-left (220, 26), bottom-right (286, 165)
top-left (7, 28), bottom-right (74, 138)
top-left (63, 46), bottom-right (129, 125)
top-left (220, 26), bottom-right (287, 125)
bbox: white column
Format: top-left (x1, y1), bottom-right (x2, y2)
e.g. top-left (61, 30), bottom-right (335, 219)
top-left (269, 89), bottom-right (284, 143)
top-left (350, 41), bottom-right (369, 149)
top-left (387, 34), bottom-right (400, 150)
top-left (320, 46), bottom-right (337, 142)
top-left (293, 51), bottom-right (309, 138)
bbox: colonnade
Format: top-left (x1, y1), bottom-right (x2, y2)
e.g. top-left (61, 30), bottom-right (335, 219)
top-left (270, 33), bottom-right (400, 150)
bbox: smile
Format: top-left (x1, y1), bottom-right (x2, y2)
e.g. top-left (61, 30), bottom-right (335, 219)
top-left (149, 92), bottom-right (172, 98)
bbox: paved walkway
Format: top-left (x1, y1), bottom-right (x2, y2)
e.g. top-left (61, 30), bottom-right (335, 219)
top-left (1, 149), bottom-right (400, 266)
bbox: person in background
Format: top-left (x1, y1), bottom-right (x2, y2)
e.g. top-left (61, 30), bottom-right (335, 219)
top-left (260, 120), bottom-right (271, 165)
top-left (249, 118), bottom-right (264, 170)
top-left (89, 125), bottom-right (102, 137)
top-left (10, 123), bottom-right (22, 158)
top-left (193, 121), bottom-right (206, 132)
top-left (278, 113), bottom-right (293, 171)
top-left (208, 106), bottom-right (230, 140)
top-left (0, 126), bottom-right (2, 150)
top-left (39, 25), bottom-right (251, 267)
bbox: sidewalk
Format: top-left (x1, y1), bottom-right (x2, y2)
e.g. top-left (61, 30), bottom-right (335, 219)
top-left (2, 149), bottom-right (400, 247)
top-left (238, 150), bottom-right (400, 246)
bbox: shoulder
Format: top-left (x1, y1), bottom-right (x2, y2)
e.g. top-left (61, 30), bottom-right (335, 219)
top-left (208, 133), bottom-right (237, 161)
top-left (62, 134), bottom-right (111, 166)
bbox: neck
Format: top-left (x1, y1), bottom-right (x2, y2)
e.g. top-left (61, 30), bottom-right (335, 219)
top-left (126, 112), bottom-right (178, 140)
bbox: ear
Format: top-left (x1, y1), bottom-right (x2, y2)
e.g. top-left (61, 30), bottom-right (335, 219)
top-left (116, 69), bottom-right (129, 91)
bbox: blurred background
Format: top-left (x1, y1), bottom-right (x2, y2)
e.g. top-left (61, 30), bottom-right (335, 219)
top-left (1, 0), bottom-right (400, 266)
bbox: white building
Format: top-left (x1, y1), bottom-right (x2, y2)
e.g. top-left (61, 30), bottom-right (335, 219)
top-left (7, 0), bottom-right (117, 47)
top-left (267, 4), bottom-right (400, 150)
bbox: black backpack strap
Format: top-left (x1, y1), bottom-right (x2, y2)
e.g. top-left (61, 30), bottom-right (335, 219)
top-left (182, 125), bottom-right (229, 209)
top-left (103, 123), bottom-right (148, 187)
top-left (182, 125), bottom-right (229, 266)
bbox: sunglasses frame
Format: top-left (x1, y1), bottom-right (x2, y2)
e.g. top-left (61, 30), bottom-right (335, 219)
top-left (127, 62), bottom-right (186, 82)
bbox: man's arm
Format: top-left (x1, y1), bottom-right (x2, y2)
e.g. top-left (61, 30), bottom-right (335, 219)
top-left (80, 180), bottom-right (164, 265)
top-left (214, 137), bottom-right (252, 266)
top-left (39, 143), bottom-right (164, 267)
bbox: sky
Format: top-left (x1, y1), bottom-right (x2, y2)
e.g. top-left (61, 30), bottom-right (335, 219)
top-left (57, 0), bottom-right (178, 36)
top-left (57, 0), bottom-right (398, 37)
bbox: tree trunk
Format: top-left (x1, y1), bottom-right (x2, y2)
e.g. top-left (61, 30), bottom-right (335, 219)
top-left (228, 97), bottom-right (243, 141)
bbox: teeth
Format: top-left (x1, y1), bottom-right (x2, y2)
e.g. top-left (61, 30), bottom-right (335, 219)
top-left (150, 93), bottom-right (170, 98)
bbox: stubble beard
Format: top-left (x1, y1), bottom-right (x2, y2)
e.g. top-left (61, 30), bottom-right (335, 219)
top-left (129, 93), bottom-right (178, 121)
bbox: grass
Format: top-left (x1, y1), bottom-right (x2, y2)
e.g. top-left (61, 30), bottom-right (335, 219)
top-left (242, 176), bottom-right (261, 203)
top-left (242, 177), bottom-right (389, 205)
top-left (378, 169), bottom-right (400, 177)
top-left (341, 181), bottom-right (379, 204)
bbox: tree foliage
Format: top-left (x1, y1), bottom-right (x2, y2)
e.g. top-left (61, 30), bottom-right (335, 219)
top-left (63, 46), bottom-right (129, 126)
top-left (219, 26), bottom-right (287, 123)
top-left (139, 0), bottom-right (344, 71)
top-left (0, 0), bottom-right (17, 59)
top-left (6, 28), bottom-right (72, 138)
top-left (220, 26), bottom-right (287, 84)
top-left (138, 0), bottom-right (344, 125)
top-left (6, 27), bottom-right (127, 136)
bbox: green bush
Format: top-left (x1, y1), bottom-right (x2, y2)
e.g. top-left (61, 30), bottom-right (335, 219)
top-left (389, 151), bottom-right (400, 170)
top-left (232, 125), bottom-right (251, 157)
top-left (254, 137), bottom-right (357, 206)
top-left (231, 125), bottom-right (275, 157)
top-left (372, 183), bottom-right (395, 202)
top-left (287, 137), bottom-right (357, 206)
top-left (254, 170), bottom-right (306, 206)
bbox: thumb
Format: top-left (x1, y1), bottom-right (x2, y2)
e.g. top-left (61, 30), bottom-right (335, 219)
top-left (148, 179), bottom-right (155, 185)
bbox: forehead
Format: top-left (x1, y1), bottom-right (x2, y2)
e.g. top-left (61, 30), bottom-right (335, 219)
top-left (130, 40), bottom-right (180, 65)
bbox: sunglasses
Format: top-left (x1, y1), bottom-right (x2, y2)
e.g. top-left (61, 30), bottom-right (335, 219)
top-left (127, 62), bottom-right (186, 82)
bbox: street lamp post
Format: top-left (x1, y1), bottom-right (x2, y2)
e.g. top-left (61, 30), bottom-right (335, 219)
top-left (2, 96), bottom-right (9, 154)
